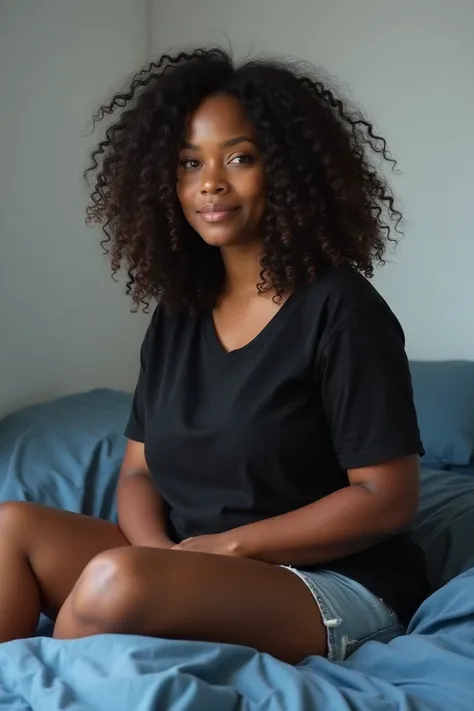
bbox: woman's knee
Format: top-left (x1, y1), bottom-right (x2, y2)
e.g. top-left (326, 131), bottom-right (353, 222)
top-left (65, 547), bottom-right (166, 633)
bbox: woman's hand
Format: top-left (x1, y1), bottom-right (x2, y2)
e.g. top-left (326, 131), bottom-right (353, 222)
top-left (172, 532), bottom-right (242, 557)
top-left (141, 536), bottom-right (175, 550)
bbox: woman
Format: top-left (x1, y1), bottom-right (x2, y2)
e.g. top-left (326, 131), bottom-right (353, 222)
top-left (0, 48), bottom-right (430, 663)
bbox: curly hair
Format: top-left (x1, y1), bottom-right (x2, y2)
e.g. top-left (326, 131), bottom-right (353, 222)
top-left (85, 48), bottom-right (402, 312)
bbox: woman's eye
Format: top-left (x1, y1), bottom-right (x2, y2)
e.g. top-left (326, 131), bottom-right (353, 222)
top-left (180, 158), bottom-right (200, 170)
top-left (229, 154), bottom-right (255, 165)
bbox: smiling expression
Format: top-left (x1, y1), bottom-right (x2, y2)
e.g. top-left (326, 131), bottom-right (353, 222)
top-left (176, 94), bottom-right (267, 249)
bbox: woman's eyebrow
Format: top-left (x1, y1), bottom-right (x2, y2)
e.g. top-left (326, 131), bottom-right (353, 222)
top-left (182, 136), bottom-right (255, 150)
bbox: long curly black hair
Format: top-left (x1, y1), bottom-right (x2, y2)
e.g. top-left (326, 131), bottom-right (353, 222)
top-left (85, 48), bottom-right (402, 312)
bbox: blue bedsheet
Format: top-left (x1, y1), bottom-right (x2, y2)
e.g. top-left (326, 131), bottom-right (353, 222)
top-left (0, 568), bottom-right (473, 711)
top-left (1, 393), bottom-right (473, 710)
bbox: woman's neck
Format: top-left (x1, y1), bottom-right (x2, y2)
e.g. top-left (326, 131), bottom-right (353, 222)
top-left (220, 243), bottom-right (263, 300)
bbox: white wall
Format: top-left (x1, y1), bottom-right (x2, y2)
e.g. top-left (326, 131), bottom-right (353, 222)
top-left (0, 0), bottom-right (151, 418)
top-left (151, 0), bottom-right (474, 360)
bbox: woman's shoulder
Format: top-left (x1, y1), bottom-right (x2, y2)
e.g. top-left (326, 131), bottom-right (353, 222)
top-left (305, 264), bottom-right (386, 304)
top-left (146, 300), bottom-right (197, 328)
top-left (297, 265), bottom-right (403, 348)
top-left (138, 300), bottom-right (198, 352)
top-left (301, 264), bottom-right (396, 321)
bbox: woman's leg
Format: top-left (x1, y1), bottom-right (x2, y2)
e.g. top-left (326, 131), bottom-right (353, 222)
top-left (0, 501), bottom-right (128, 641)
top-left (54, 546), bottom-right (327, 663)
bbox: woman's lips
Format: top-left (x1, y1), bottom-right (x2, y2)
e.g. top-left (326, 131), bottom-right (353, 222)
top-left (198, 206), bottom-right (240, 223)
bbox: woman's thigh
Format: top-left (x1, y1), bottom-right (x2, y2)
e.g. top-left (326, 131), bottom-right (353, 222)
top-left (55, 547), bottom-right (327, 664)
top-left (0, 501), bottom-right (128, 614)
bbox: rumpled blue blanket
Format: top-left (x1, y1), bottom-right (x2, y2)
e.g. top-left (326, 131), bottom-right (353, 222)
top-left (1, 392), bottom-right (473, 710)
top-left (0, 567), bottom-right (472, 711)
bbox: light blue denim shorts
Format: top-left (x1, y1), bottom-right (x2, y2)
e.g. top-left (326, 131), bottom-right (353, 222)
top-left (283, 567), bottom-right (405, 661)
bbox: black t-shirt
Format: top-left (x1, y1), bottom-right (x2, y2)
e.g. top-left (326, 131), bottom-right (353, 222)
top-left (126, 265), bottom-right (431, 625)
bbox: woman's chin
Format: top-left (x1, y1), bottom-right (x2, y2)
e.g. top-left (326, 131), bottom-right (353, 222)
top-left (197, 226), bottom-right (260, 250)
top-left (198, 228), bottom-right (244, 248)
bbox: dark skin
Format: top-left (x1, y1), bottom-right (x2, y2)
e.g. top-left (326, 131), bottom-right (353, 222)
top-left (0, 95), bottom-right (420, 663)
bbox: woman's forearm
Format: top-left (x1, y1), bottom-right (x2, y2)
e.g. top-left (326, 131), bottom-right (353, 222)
top-left (117, 472), bottom-right (173, 548)
top-left (232, 484), bottom-right (411, 566)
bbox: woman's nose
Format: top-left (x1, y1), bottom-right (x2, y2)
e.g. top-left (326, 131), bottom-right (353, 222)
top-left (200, 167), bottom-right (229, 195)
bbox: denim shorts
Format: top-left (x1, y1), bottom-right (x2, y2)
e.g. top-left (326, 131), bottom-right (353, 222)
top-left (283, 567), bottom-right (405, 661)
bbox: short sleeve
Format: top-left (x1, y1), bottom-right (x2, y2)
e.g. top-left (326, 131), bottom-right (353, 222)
top-left (124, 309), bottom-right (158, 443)
top-left (318, 305), bottom-right (424, 469)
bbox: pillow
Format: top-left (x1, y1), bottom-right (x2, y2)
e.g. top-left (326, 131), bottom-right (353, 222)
top-left (409, 360), bottom-right (474, 467)
top-left (0, 389), bottom-right (132, 519)
top-left (412, 468), bottom-right (474, 589)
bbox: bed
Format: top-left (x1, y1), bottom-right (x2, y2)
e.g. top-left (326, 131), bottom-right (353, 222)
top-left (0, 359), bottom-right (473, 711)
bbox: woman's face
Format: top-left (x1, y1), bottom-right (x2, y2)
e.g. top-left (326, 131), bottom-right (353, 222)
top-left (177, 94), bottom-right (267, 249)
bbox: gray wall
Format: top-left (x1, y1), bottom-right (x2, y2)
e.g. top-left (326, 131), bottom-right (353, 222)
top-left (152, 0), bottom-right (474, 360)
top-left (0, 0), bottom-right (151, 418)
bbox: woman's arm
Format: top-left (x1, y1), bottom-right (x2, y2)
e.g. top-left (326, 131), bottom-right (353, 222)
top-left (117, 440), bottom-right (173, 549)
top-left (175, 455), bottom-right (420, 563)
